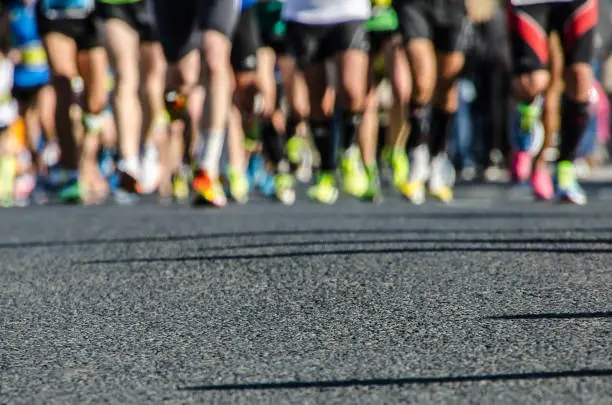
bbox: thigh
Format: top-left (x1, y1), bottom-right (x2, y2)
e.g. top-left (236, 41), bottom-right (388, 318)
top-left (552, 0), bottom-right (598, 66)
top-left (507, 2), bottom-right (551, 75)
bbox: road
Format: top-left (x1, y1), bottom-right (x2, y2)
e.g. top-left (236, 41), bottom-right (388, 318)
top-left (1, 183), bottom-right (611, 404)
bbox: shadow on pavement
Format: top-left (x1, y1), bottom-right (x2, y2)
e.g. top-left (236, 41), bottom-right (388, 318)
top-left (485, 311), bottom-right (612, 320)
top-left (4, 227), bottom-right (612, 250)
top-left (79, 244), bottom-right (612, 265)
top-left (178, 369), bottom-right (612, 392)
top-left (193, 237), bottom-right (612, 252)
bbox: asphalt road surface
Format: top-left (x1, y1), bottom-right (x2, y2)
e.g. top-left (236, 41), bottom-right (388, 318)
top-left (1, 184), bottom-right (611, 404)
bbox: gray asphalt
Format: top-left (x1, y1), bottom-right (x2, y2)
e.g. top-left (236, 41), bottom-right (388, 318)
top-left (1, 185), bottom-right (611, 404)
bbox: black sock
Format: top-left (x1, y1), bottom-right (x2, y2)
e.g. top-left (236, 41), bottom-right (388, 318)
top-left (377, 124), bottom-right (388, 164)
top-left (261, 120), bottom-right (288, 172)
top-left (406, 103), bottom-right (430, 151)
top-left (558, 97), bottom-right (590, 162)
top-left (285, 114), bottom-right (300, 138)
top-left (310, 119), bottom-right (336, 171)
top-left (429, 107), bottom-right (456, 157)
top-left (342, 111), bottom-right (363, 150)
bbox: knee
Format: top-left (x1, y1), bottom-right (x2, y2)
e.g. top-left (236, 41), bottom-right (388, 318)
top-left (202, 34), bottom-right (231, 79)
top-left (86, 91), bottom-right (107, 115)
top-left (412, 74), bottom-right (435, 107)
top-left (340, 78), bottom-right (367, 112)
top-left (514, 70), bottom-right (550, 101)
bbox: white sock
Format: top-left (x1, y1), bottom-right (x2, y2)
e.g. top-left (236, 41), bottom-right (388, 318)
top-left (118, 156), bottom-right (140, 178)
top-left (199, 130), bottom-right (225, 179)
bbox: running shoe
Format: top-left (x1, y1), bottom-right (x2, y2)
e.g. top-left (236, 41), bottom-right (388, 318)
top-left (274, 172), bottom-right (296, 205)
top-left (389, 148), bottom-right (409, 189)
top-left (531, 165), bottom-right (554, 201)
top-left (510, 99), bottom-right (544, 181)
top-left (247, 154), bottom-right (267, 192)
top-left (139, 144), bottom-right (160, 195)
top-left (0, 154), bottom-right (16, 207)
top-left (361, 164), bottom-right (383, 204)
top-left (340, 146), bottom-right (368, 197)
top-left (307, 171), bottom-right (339, 204)
top-left (14, 172), bottom-right (35, 207)
top-left (58, 181), bottom-right (82, 204)
top-left (428, 153), bottom-right (455, 204)
top-left (192, 169), bottom-right (227, 207)
top-left (287, 135), bottom-right (305, 166)
top-left (228, 167), bottom-right (249, 204)
top-left (554, 160), bottom-right (587, 205)
top-left (172, 165), bottom-right (191, 203)
top-left (114, 170), bottom-right (140, 205)
top-left (400, 144), bottom-right (429, 205)
top-left (510, 151), bottom-right (533, 183)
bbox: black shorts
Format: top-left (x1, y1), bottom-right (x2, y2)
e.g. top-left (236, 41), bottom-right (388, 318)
top-left (96, 1), bottom-right (158, 43)
top-left (231, 7), bottom-right (261, 72)
top-left (507, 0), bottom-right (598, 75)
top-left (12, 85), bottom-right (45, 105)
top-left (392, 0), bottom-right (469, 52)
top-left (256, 3), bottom-right (289, 55)
top-left (370, 30), bottom-right (396, 55)
top-left (153, 0), bottom-right (241, 63)
top-left (285, 20), bottom-right (369, 69)
top-left (36, 9), bottom-right (105, 50)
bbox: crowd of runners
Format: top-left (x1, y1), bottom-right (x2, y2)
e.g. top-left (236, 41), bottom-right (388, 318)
top-left (0, 0), bottom-right (608, 207)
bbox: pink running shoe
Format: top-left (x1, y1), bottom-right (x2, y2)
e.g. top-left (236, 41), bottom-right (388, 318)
top-left (511, 151), bottom-right (533, 182)
top-left (531, 166), bottom-right (554, 200)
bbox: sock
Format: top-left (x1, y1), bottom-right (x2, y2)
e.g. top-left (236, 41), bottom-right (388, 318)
top-left (310, 120), bottom-right (335, 171)
top-left (261, 120), bottom-right (287, 170)
top-left (376, 124), bottom-right (387, 164)
top-left (558, 97), bottom-right (590, 163)
top-left (342, 112), bottom-right (363, 150)
top-left (199, 130), bottom-right (225, 178)
top-left (406, 103), bottom-right (431, 151)
top-left (118, 156), bottom-right (140, 178)
top-left (429, 108), bottom-right (456, 157)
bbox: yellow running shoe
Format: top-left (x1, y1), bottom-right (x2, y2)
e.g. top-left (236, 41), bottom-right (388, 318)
top-left (429, 185), bottom-right (453, 204)
top-left (390, 149), bottom-right (409, 189)
top-left (0, 154), bottom-right (17, 207)
top-left (274, 173), bottom-right (296, 206)
top-left (172, 168), bottom-right (190, 203)
top-left (307, 172), bottom-right (339, 204)
top-left (287, 135), bottom-right (305, 165)
top-left (229, 168), bottom-right (249, 204)
top-left (340, 146), bottom-right (368, 197)
top-left (399, 180), bottom-right (425, 205)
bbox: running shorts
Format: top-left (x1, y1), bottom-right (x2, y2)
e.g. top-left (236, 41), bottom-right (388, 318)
top-left (96, 1), bottom-right (158, 42)
top-left (392, 0), bottom-right (470, 53)
top-left (256, 1), bottom-right (289, 55)
top-left (507, 0), bottom-right (598, 74)
top-left (285, 21), bottom-right (369, 69)
top-left (12, 85), bottom-right (45, 105)
top-left (153, 0), bottom-right (241, 63)
top-left (231, 7), bottom-right (261, 72)
top-left (36, 4), bottom-right (105, 50)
